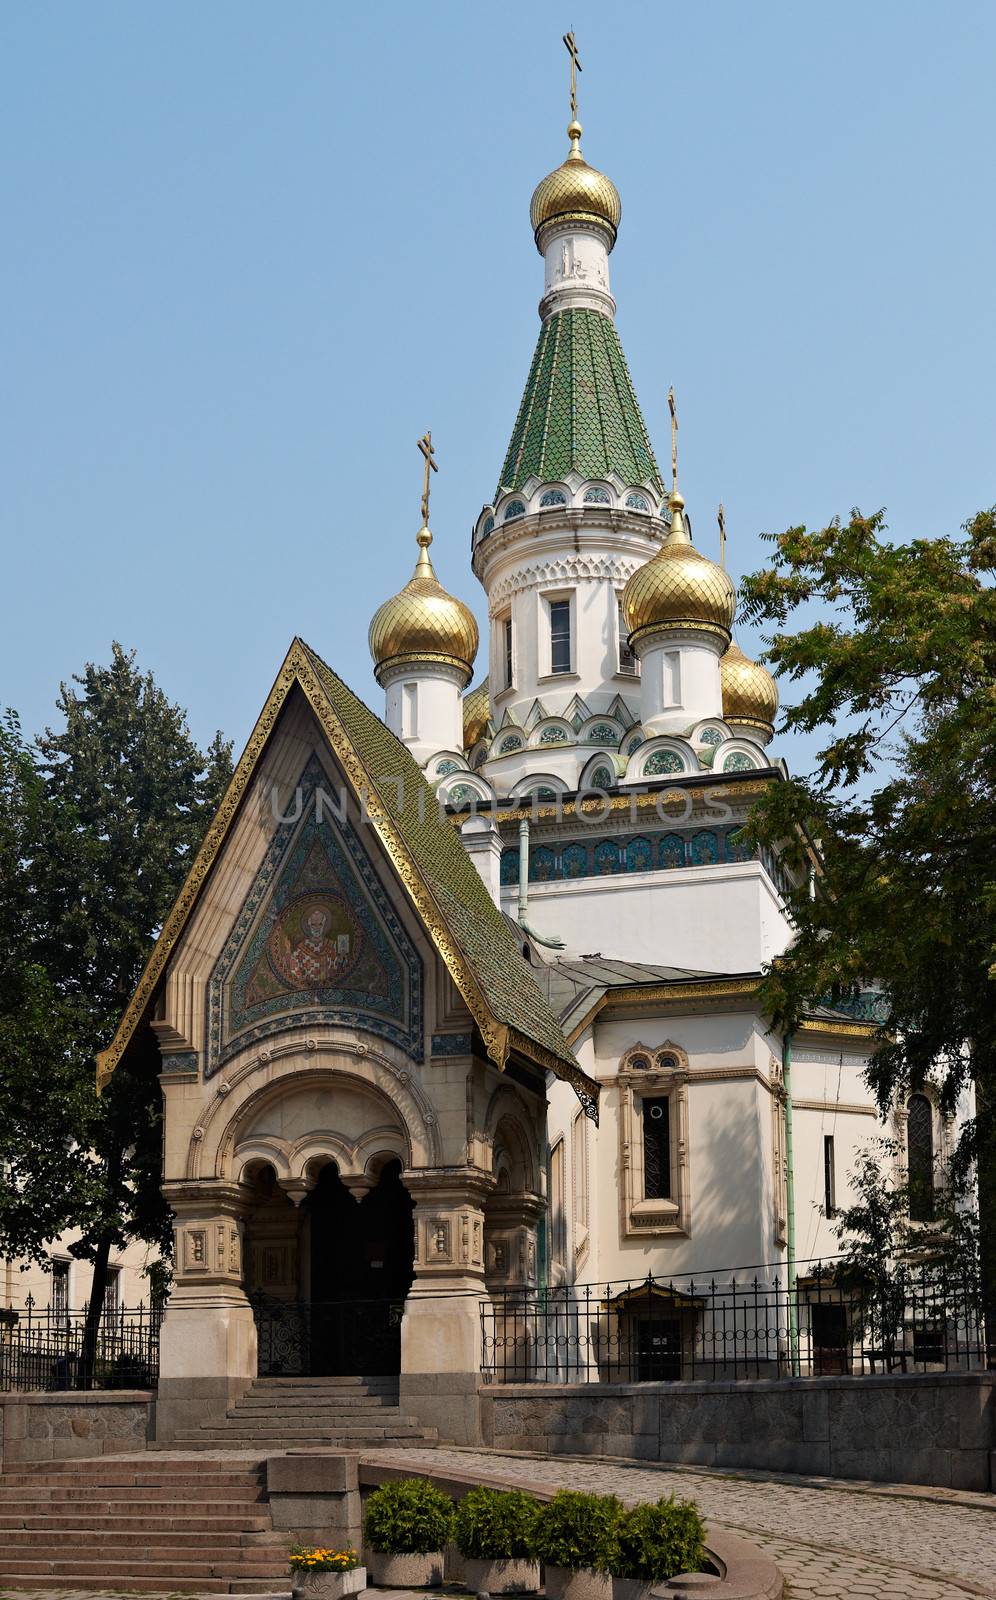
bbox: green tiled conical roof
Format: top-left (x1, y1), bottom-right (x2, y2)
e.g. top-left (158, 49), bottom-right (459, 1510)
top-left (496, 309), bottom-right (664, 500)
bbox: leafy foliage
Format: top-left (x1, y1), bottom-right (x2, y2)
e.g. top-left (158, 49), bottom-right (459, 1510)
top-left (529, 1491), bottom-right (622, 1573)
top-left (0, 646), bottom-right (232, 1347)
top-left (609, 1497), bottom-right (706, 1583)
top-left (289, 1544), bottom-right (360, 1573)
top-left (453, 1486), bottom-right (540, 1561)
top-left (738, 506), bottom-right (996, 1262)
top-left (363, 1478), bottom-right (454, 1555)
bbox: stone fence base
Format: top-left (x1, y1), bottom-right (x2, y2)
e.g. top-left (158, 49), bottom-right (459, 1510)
top-left (0, 1390), bottom-right (155, 1468)
top-left (480, 1371), bottom-right (996, 1492)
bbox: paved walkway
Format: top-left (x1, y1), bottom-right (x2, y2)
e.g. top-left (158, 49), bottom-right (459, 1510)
top-left (1, 1444), bottom-right (993, 1600)
top-left (370, 1445), bottom-right (996, 1600)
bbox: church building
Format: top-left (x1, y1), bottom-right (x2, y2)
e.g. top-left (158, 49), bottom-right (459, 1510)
top-left (96, 58), bottom-right (952, 1446)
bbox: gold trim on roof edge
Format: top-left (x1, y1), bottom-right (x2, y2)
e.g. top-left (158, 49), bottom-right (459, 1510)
top-left (97, 639), bottom-right (589, 1098)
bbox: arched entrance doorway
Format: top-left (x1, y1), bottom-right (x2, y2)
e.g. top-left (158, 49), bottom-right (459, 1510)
top-left (243, 1156), bottom-right (415, 1377)
top-left (306, 1159), bottom-right (415, 1375)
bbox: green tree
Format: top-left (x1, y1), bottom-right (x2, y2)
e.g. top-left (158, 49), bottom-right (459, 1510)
top-left (0, 647), bottom-right (232, 1377)
top-left (739, 506), bottom-right (996, 1339)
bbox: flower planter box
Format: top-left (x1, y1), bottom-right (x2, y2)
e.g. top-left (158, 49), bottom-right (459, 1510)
top-left (292, 1565), bottom-right (366, 1600)
top-left (463, 1556), bottom-right (541, 1594)
top-left (544, 1567), bottom-right (613, 1600)
top-left (367, 1550), bottom-right (445, 1588)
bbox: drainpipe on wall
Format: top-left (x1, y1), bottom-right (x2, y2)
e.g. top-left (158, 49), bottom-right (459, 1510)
top-left (783, 1030), bottom-right (800, 1375)
top-left (516, 816), bottom-right (564, 950)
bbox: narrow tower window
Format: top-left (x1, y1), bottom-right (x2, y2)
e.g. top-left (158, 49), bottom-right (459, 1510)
top-left (642, 1098), bottom-right (671, 1200)
top-left (907, 1094), bottom-right (935, 1221)
top-left (402, 682), bottom-right (418, 738)
top-left (618, 601), bottom-right (636, 674)
top-left (823, 1135), bottom-right (836, 1216)
top-left (549, 599), bottom-right (572, 674)
top-left (504, 617), bottom-right (513, 688)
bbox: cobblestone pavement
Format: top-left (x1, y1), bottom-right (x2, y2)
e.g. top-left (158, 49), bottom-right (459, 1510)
top-left (367, 1446), bottom-right (996, 1600)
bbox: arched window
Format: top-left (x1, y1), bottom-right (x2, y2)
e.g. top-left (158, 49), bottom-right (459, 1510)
top-left (498, 734), bottom-right (522, 754)
top-left (504, 500), bottom-right (526, 521)
top-left (625, 493), bottom-right (649, 512)
top-left (907, 1094), bottom-right (935, 1221)
top-left (583, 487), bottom-right (611, 505)
top-left (644, 748), bottom-right (684, 776)
top-left (540, 489), bottom-right (567, 507)
top-left (723, 751), bottom-right (757, 772)
top-left (588, 765), bottom-right (614, 791)
top-left (481, 515), bottom-right (495, 537)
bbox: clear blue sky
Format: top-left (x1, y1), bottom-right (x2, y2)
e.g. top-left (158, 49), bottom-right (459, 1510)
top-left (3, 2), bottom-right (994, 774)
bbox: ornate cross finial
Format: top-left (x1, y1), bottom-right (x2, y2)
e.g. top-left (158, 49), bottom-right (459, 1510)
top-left (718, 501), bottom-right (726, 567)
top-left (668, 385), bottom-right (678, 491)
top-left (563, 30), bottom-right (582, 123)
top-left (417, 430), bottom-right (437, 530)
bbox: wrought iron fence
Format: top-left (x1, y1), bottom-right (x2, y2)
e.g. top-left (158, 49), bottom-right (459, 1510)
top-left (0, 1297), bottom-right (163, 1392)
top-left (250, 1293), bottom-right (405, 1377)
top-left (481, 1259), bottom-right (990, 1384)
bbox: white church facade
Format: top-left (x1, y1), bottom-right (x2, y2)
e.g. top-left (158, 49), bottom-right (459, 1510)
top-left (93, 78), bottom-right (959, 1444)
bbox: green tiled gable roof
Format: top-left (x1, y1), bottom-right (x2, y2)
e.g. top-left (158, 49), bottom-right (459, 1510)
top-left (299, 642), bottom-right (595, 1112)
top-left (496, 309), bottom-right (664, 499)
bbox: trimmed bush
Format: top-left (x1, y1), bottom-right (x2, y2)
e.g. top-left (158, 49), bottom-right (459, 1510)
top-left (454, 1486), bottom-right (541, 1560)
top-left (530, 1491), bottom-right (622, 1573)
top-left (609, 1498), bottom-right (706, 1582)
top-left (363, 1478), bottom-right (454, 1555)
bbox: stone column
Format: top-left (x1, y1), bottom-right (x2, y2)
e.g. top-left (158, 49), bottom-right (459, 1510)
top-left (156, 1179), bottom-right (257, 1444)
top-left (399, 1168), bottom-right (494, 1446)
top-left (484, 1192), bottom-right (544, 1383)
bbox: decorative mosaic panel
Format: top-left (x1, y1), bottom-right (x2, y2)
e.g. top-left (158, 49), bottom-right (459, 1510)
top-left (660, 834), bottom-right (686, 870)
top-left (504, 500), bottom-right (526, 521)
top-left (699, 727), bottom-right (722, 746)
top-left (690, 830), bottom-right (720, 866)
top-left (583, 487), bottom-right (611, 504)
top-left (626, 493), bottom-right (649, 511)
top-left (723, 752), bottom-right (756, 771)
top-left (499, 735), bottom-right (523, 754)
top-left (539, 725), bottom-right (568, 744)
top-left (206, 756), bottom-right (422, 1074)
top-left (530, 846), bottom-right (557, 882)
top-left (587, 723), bottom-right (618, 743)
top-left (562, 842), bottom-right (589, 877)
top-left (589, 765), bottom-right (614, 790)
top-left (500, 848), bottom-right (521, 886)
top-left (540, 489), bottom-right (567, 507)
top-left (625, 836), bottom-right (654, 873)
top-left (594, 840), bottom-right (622, 875)
top-left (436, 759), bottom-right (460, 776)
top-left (644, 749), bottom-right (684, 776)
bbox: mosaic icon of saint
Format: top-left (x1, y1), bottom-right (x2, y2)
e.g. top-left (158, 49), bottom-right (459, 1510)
top-left (277, 905), bottom-right (350, 987)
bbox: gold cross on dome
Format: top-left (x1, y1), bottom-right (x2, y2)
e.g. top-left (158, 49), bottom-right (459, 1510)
top-left (668, 385), bottom-right (678, 490)
top-left (563, 31), bottom-right (582, 121)
top-left (718, 501), bottom-right (726, 566)
top-left (417, 430), bottom-right (438, 527)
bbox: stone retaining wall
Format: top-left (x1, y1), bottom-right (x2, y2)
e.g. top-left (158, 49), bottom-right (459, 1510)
top-left (0, 1389), bottom-right (154, 1467)
top-left (480, 1371), bottom-right (996, 1491)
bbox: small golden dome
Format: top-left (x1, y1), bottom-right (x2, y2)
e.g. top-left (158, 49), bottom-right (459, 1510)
top-left (721, 640), bottom-right (779, 735)
top-left (462, 681), bottom-right (491, 750)
top-left (369, 528), bottom-right (479, 686)
top-left (622, 491), bottom-right (736, 645)
top-left (530, 121), bottom-right (621, 247)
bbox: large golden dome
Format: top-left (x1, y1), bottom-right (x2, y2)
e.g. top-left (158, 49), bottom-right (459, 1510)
top-left (530, 121), bottom-right (621, 246)
top-left (462, 680), bottom-right (490, 750)
top-left (622, 492), bottom-right (736, 646)
top-left (369, 528), bottom-right (479, 686)
top-left (721, 640), bottom-right (779, 735)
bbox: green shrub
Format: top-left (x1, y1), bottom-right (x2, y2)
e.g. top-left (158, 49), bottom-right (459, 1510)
top-left (454, 1486), bottom-right (540, 1561)
top-left (609, 1497), bottom-right (706, 1582)
top-left (529, 1490), bottom-right (622, 1573)
top-left (363, 1477), bottom-right (455, 1555)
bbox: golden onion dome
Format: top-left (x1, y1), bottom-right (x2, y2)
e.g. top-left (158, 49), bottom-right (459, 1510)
top-left (462, 680), bottom-right (490, 750)
top-left (721, 640), bottom-right (779, 735)
top-left (622, 491), bottom-right (736, 646)
top-left (530, 121), bottom-right (621, 248)
top-left (369, 527), bottom-right (479, 686)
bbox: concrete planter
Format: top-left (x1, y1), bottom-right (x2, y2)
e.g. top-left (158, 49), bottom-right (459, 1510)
top-left (544, 1567), bottom-right (613, 1600)
top-left (292, 1566), bottom-right (366, 1600)
top-left (463, 1556), bottom-right (541, 1593)
top-left (367, 1550), bottom-right (445, 1587)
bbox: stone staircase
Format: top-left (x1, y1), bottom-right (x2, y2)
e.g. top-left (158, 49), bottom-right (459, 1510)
top-left (169, 1374), bottom-right (438, 1450)
top-left (0, 1455), bottom-right (289, 1593)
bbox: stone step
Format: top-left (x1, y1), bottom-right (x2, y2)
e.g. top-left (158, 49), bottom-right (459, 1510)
top-left (0, 1483), bottom-right (265, 1503)
top-left (228, 1404), bottom-right (403, 1419)
top-left (0, 1581), bottom-right (285, 1596)
top-left (252, 1373), bottom-right (395, 1385)
top-left (0, 1528), bottom-right (288, 1549)
top-left (0, 1555), bottom-right (289, 1579)
top-left (0, 1511), bottom-right (274, 1533)
top-left (0, 1467), bottom-right (265, 1488)
top-left (170, 1429), bottom-right (436, 1450)
top-left (235, 1393), bottom-right (397, 1408)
